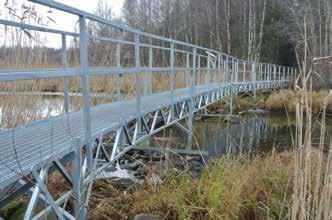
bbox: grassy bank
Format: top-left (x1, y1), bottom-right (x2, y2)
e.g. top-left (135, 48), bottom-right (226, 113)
top-left (222, 89), bottom-right (329, 114)
top-left (89, 152), bottom-right (296, 219)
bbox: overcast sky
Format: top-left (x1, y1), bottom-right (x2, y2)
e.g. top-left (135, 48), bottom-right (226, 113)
top-left (0, 0), bottom-right (124, 47)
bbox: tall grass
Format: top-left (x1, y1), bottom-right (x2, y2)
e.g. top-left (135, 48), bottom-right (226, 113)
top-left (265, 89), bottom-right (329, 113)
top-left (89, 152), bottom-right (295, 219)
top-left (290, 17), bottom-right (332, 219)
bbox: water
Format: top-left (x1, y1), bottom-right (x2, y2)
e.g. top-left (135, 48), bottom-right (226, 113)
top-left (194, 113), bottom-right (296, 157)
top-left (149, 113), bottom-right (332, 157)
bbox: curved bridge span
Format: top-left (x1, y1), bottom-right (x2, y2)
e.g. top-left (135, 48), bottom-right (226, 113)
top-left (0, 1), bottom-right (296, 219)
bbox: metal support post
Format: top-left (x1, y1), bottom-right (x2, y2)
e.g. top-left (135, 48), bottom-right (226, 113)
top-left (186, 53), bottom-right (190, 88)
top-left (71, 138), bottom-right (85, 220)
top-left (206, 52), bottom-right (211, 87)
top-left (188, 47), bottom-right (196, 150)
top-left (169, 43), bottom-right (175, 119)
top-left (225, 56), bottom-right (229, 83)
top-left (79, 15), bottom-right (93, 170)
top-left (252, 62), bottom-right (256, 97)
top-left (197, 55), bottom-right (201, 85)
top-left (134, 33), bottom-right (142, 134)
top-left (243, 61), bottom-right (246, 82)
top-left (62, 34), bottom-right (69, 114)
top-left (116, 43), bottom-right (122, 100)
top-left (217, 53), bottom-right (221, 84)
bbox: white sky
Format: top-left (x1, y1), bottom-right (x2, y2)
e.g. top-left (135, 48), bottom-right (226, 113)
top-left (0, 0), bottom-right (124, 47)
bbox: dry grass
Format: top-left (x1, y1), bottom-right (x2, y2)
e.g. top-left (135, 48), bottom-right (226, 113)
top-left (89, 152), bottom-right (295, 220)
top-left (265, 89), bottom-right (329, 113)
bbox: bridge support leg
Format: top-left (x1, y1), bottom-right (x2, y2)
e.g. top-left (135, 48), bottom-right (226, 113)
top-left (187, 100), bottom-right (194, 150)
top-left (72, 138), bottom-right (85, 220)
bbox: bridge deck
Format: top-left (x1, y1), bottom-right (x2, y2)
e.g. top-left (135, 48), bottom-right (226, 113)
top-left (0, 83), bottom-right (227, 188)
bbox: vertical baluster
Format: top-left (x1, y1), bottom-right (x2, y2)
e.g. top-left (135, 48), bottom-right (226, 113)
top-left (134, 34), bottom-right (142, 134)
top-left (217, 53), bottom-right (221, 84)
top-left (207, 52), bottom-right (211, 87)
top-left (79, 15), bottom-right (92, 169)
top-left (149, 46), bottom-right (153, 94)
top-left (188, 47), bottom-right (196, 149)
top-left (116, 43), bottom-right (121, 100)
top-left (232, 58), bottom-right (235, 83)
top-left (279, 66), bottom-right (281, 81)
top-left (287, 67), bottom-right (290, 81)
top-left (62, 34), bottom-right (69, 114)
top-left (243, 61), bottom-right (246, 82)
top-left (186, 53), bottom-right (190, 88)
top-left (252, 62), bottom-right (256, 97)
top-left (225, 56), bottom-right (229, 83)
top-left (235, 59), bottom-right (240, 83)
top-left (198, 55), bottom-right (201, 85)
top-left (170, 42), bottom-right (175, 118)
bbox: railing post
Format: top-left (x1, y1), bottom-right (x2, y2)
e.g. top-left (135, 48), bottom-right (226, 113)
top-left (287, 67), bottom-right (290, 81)
top-left (274, 65), bottom-right (277, 82)
top-left (243, 61), bottom-right (246, 82)
top-left (224, 56), bottom-right (228, 83)
top-left (206, 52), bottom-right (211, 87)
top-left (61, 34), bottom-right (69, 114)
top-left (116, 43), bottom-right (122, 100)
top-left (149, 47), bottom-right (153, 94)
top-left (197, 54), bottom-right (201, 85)
top-left (169, 42), bottom-right (175, 118)
top-left (134, 33), bottom-right (142, 134)
top-left (186, 53), bottom-right (190, 88)
top-left (235, 59), bottom-right (239, 83)
top-left (278, 66), bottom-right (281, 81)
top-left (252, 62), bottom-right (256, 97)
top-left (144, 46), bottom-right (153, 96)
top-left (231, 58), bottom-right (235, 82)
top-left (217, 53), bottom-right (221, 84)
top-left (79, 15), bottom-right (92, 170)
top-left (283, 66), bottom-right (286, 81)
top-left (188, 47), bottom-right (197, 149)
top-left (71, 138), bottom-right (84, 219)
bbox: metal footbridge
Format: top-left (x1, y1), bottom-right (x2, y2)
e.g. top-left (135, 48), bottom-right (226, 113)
top-left (0, 1), bottom-right (296, 219)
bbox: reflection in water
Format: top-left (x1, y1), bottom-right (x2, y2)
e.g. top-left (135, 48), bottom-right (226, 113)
top-left (0, 94), bottom-right (83, 130)
top-left (0, 95), bottom-right (80, 130)
top-left (150, 113), bottom-right (331, 157)
top-left (195, 114), bottom-right (296, 157)
top-left (0, 93), bottom-right (119, 130)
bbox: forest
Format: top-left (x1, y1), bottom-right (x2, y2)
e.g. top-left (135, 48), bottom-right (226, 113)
top-left (120, 0), bottom-right (331, 87)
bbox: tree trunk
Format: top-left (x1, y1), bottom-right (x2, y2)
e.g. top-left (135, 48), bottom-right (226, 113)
top-left (255, 0), bottom-right (267, 62)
